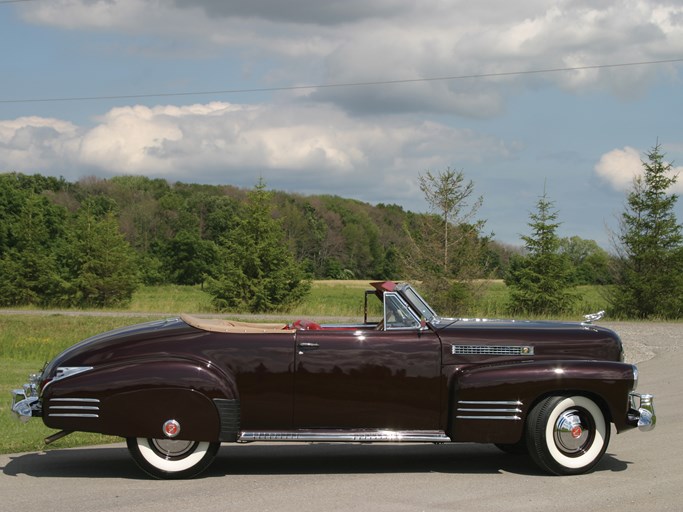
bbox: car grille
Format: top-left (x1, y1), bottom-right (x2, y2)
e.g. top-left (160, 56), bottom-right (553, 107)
top-left (451, 345), bottom-right (534, 356)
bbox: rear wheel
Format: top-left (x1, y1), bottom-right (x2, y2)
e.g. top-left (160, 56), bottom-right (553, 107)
top-left (126, 437), bottom-right (220, 479)
top-left (526, 395), bottom-right (609, 475)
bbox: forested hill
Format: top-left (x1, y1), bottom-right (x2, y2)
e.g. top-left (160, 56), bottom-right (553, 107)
top-left (0, 172), bottom-right (510, 290)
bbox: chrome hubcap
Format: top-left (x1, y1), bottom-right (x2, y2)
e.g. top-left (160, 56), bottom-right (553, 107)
top-left (553, 408), bottom-right (593, 455)
top-left (150, 438), bottom-right (196, 459)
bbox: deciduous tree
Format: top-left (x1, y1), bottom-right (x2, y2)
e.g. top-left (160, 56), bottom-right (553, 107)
top-left (411, 168), bottom-right (488, 314)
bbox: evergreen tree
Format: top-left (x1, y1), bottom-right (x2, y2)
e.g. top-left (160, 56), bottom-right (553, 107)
top-left (160, 230), bottom-right (219, 285)
top-left (0, 190), bottom-right (69, 306)
top-left (609, 143), bottom-right (683, 319)
top-left (207, 179), bottom-right (310, 312)
top-left (506, 191), bottom-right (576, 315)
top-left (59, 202), bottom-right (140, 307)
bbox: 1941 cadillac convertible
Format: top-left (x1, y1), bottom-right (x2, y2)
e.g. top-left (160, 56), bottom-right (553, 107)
top-left (12, 281), bottom-right (655, 479)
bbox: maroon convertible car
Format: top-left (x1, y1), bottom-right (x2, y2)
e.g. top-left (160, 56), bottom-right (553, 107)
top-left (12, 281), bottom-right (655, 478)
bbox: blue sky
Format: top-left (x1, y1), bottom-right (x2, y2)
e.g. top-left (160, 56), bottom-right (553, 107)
top-left (1, 0), bottom-right (682, 248)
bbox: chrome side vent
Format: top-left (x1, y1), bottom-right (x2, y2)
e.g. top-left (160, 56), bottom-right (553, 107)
top-left (455, 400), bottom-right (523, 421)
top-left (47, 397), bottom-right (100, 418)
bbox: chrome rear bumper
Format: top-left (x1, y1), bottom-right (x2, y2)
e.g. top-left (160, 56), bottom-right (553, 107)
top-left (10, 373), bottom-right (42, 422)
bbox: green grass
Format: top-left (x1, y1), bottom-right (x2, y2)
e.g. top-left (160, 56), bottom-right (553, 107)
top-left (467, 281), bottom-right (611, 319)
top-left (128, 284), bottom-right (214, 313)
top-left (0, 280), bottom-right (617, 455)
top-left (0, 316), bottom-right (159, 455)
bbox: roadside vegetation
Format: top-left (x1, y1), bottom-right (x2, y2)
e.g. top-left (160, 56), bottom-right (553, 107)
top-left (4, 154), bottom-right (679, 320)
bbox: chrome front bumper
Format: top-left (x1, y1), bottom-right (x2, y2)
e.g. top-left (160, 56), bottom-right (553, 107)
top-left (11, 373), bottom-right (42, 423)
top-left (629, 392), bottom-right (656, 431)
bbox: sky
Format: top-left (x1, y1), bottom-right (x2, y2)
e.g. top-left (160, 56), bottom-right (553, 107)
top-left (1, 0), bottom-right (682, 248)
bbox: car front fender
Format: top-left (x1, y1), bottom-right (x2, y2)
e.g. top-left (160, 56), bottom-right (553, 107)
top-left (446, 360), bottom-right (637, 443)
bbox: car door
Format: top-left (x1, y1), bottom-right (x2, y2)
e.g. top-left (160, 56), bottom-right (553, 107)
top-left (293, 298), bottom-right (442, 430)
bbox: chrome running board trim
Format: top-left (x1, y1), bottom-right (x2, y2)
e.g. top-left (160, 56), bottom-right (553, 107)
top-left (237, 430), bottom-right (451, 443)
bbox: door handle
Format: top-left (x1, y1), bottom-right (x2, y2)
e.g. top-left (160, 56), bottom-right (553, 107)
top-left (298, 342), bottom-right (319, 354)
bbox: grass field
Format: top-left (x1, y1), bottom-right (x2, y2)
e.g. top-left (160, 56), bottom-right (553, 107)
top-left (0, 279), bottom-right (614, 454)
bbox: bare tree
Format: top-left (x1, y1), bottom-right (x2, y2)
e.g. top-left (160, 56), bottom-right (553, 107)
top-left (411, 168), bottom-right (488, 314)
top-left (418, 168), bottom-right (484, 273)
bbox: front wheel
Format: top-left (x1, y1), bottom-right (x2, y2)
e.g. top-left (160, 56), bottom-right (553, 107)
top-left (526, 395), bottom-right (610, 475)
top-left (126, 437), bottom-right (220, 479)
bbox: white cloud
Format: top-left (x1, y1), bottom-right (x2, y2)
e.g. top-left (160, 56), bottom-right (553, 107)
top-left (595, 145), bottom-right (683, 193)
top-left (594, 146), bottom-right (642, 190)
top-left (0, 102), bottom-right (516, 205)
top-left (0, 116), bottom-right (80, 172)
top-left (17, 1), bottom-right (683, 116)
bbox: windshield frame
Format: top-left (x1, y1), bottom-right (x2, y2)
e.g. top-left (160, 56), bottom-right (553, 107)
top-left (396, 283), bottom-right (438, 323)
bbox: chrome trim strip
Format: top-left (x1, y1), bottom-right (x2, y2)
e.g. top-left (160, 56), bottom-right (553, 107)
top-left (457, 408), bottom-right (521, 413)
top-left (48, 413), bottom-right (99, 418)
top-left (455, 415), bottom-right (521, 420)
top-left (451, 345), bottom-right (534, 356)
top-left (238, 430), bottom-right (451, 443)
top-left (46, 397), bottom-right (101, 418)
top-left (50, 398), bottom-right (100, 403)
top-left (49, 406), bottom-right (99, 411)
top-left (455, 399), bottom-right (524, 421)
top-left (458, 400), bottom-right (522, 405)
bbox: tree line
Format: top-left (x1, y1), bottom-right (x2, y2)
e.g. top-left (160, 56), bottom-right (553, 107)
top-left (0, 144), bottom-right (680, 318)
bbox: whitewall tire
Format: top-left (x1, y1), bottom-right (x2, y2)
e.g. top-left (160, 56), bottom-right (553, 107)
top-left (127, 437), bottom-right (220, 479)
top-left (526, 395), bottom-right (609, 475)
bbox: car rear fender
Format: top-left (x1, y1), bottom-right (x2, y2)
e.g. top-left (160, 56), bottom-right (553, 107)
top-left (446, 360), bottom-right (636, 443)
top-left (42, 359), bottom-right (239, 442)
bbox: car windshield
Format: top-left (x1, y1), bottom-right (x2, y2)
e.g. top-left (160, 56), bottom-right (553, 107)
top-left (398, 284), bottom-right (438, 323)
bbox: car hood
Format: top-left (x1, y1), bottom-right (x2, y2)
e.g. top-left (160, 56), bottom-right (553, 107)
top-left (431, 317), bottom-right (624, 362)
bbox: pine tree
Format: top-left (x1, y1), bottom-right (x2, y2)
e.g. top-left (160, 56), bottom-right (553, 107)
top-left (610, 143), bottom-right (683, 319)
top-left (59, 201), bottom-right (140, 307)
top-left (506, 191), bottom-right (576, 315)
top-left (207, 179), bottom-right (310, 312)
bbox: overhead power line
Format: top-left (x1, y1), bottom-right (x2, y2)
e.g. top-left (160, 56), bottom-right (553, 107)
top-left (2, 57), bottom-right (682, 105)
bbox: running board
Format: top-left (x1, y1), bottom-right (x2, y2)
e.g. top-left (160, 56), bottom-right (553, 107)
top-left (237, 430), bottom-right (450, 443)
